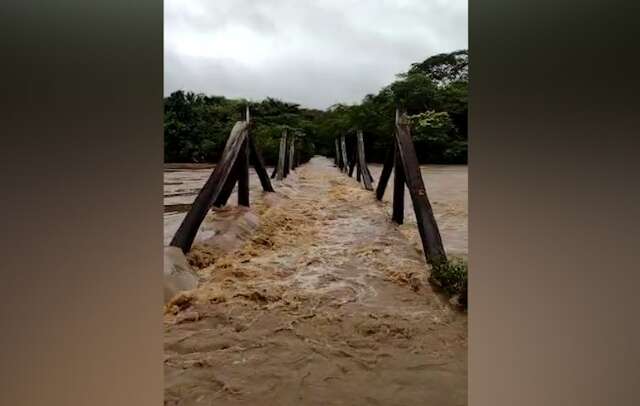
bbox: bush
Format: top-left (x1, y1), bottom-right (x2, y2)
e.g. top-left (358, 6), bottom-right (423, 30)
top-left (429, 257), bottom-right (468, 308)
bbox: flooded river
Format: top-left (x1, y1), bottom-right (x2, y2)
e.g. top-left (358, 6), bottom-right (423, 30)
top-left (164, 157), bottom-right (467, 405)
top-left (164, 161), bottom-right (468, 257)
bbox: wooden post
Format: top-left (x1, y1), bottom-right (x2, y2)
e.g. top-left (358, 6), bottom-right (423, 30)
top-left (340, 136), bottom-right (349, 173)
top-left (292, 139), bottom-right (297, 170)
top-left (335, 138), bottom-right (340, 168)
top-left (283, 135), bottom-right (290, 178)
top-left (356, 129), bottom-right (373, 190)
top-left (392, 143), bottom-right (405, 224)
top-left (170, 121), bottom-right (249, 253)
top-left (288, 135), bottom-right (295, 173)
top-left (248, 134), bottom-right (274, 192)
top-left (276, 130), bottom-right (287, 180)
top-left (237, 138), bottom-right (250, 207)
top-left (348, 137), bottom-right (357, 177)
top-left (395, 109), bottom-right (447, 266)
top-left (375, 143), bottom-right (395, 200)
top-left (213, 155), bottom-right (241, 207)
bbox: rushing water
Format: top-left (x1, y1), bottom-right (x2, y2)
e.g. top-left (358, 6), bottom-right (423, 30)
top-left (164, 157), bottom-right (467, 406)
top-left (164, 161), bottom-right (468, 257)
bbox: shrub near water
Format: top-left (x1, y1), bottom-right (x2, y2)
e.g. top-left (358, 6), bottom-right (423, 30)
top-left (429, 257), bottom-right (468, 308)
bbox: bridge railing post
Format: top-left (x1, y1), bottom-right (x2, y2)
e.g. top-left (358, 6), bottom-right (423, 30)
top-left (169, 106), bottom-right (274, 253)
top-left (393, 108), bottom-right (447, 266)
top-left (272, 129), bottom-right (287, 180)
top-left (375, 142), bottom-right (394, 200)
top-left (355, 129), bottom-right (374, 190)
top-left (340, 135), bottom-right (349, 173)
top-left (392, 141), bottom-right (404, 223)
top-left (288, 134), bottom-right (295, 173)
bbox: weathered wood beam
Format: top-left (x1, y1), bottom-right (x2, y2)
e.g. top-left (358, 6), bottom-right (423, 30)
top-left (395, 109), bottom-right (447, 266)
top-left (212, 156), bottom-right (240, 207)
top-left (340, 135), bottom-right (349, 173)
top-left (248, 133), bottom-right (274, 192)
top-left (237, 138), bottom-right (249, 207)
top-left (288, 135), bottom-right (295, 173)
top-left (283, 134), bottom-right (290, 178)
top-left (276, 130), bottom-right (287, 180)
top-left (348, 138), bottom-right (357, 177)
top-left (337, 137), bottom-right (345, 170)
top-left (375, 142), bottom-right (395, 200)
top-left (170, 121), bottom-right (249, 253)
top-left (392, 144), bottom-right (405, 224)
top-left (356, 129), bottom-right (373, 190)
top-left (334, 138), bottom-right (340, 167)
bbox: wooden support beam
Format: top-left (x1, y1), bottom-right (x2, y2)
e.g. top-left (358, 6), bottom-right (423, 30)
top-left (348, 138), bottom-right (356, 177)
top-left (395, 109), bottom-right (447, 266)
top-left (337, 137), bottom-right (345, 170)
top-left (170, 121), bottom-right (249, 253)
top-left (392, 144), bottom-right (405, 224)
top-left (356, 129), bottom-right (374, 190)
top-left (334, 138), bottom-right (340, 168)
top-left (248, 134), bottom-right (274, 192)
top-left (288, 135), bottom-right (295, 173)
top-left (212, 156), bottom-right (240, 207)
top-left (276, 130), bottom-right (287, 180)
top-left (375, 143), bottom-right (395, 200)
top-left (292, 140), bottom-right (297, 170)
top-left (283, 135), bottom-right (290, 178)
top-left (340, 135), bottom-right (349, 173)
top-left (237, 138), bottom-right (249, 207)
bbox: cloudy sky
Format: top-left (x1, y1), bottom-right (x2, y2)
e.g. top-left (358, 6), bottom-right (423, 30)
top-left (164, 0), bottom-right (467, 110)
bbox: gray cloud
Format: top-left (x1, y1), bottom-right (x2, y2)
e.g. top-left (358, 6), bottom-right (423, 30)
top-left (164, 0), bottom-right (467, 109)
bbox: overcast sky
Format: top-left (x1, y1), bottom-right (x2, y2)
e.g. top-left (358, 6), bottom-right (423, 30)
top-left (164, 0), bottom-right (467, 110)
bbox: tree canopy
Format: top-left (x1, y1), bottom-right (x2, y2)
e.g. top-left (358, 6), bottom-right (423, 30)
top-left (164, 49), bottom-right (468, 165)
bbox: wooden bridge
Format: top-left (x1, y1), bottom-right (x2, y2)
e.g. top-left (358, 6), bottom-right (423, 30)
top-left (164, 107), bottom-right (466, 405)
top-left (170, 106), bottom-right (448, 271)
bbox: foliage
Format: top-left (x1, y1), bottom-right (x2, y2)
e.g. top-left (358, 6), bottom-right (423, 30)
top-left (164, 93), bottom-right (317, 165)
top-left (408, 49), bottom-right (468, 85)
top-left (164, 49), bottom-right (468, 165)
top-left (429, 257), bottom-right (468, 308)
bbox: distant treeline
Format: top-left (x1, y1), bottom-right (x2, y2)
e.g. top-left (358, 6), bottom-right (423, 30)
top-left (164, 49), bottom-right (468, 165)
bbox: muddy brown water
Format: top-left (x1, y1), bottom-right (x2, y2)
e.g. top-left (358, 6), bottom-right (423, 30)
top-left (164, 156), bottom-right (467, 405)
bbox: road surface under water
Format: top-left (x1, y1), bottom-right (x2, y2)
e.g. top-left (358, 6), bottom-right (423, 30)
top-left (164, 156), bottom-right (467, 406)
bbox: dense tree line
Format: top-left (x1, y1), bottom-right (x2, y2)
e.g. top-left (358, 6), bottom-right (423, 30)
top-left (164, 49), bottom-right (468, 165)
